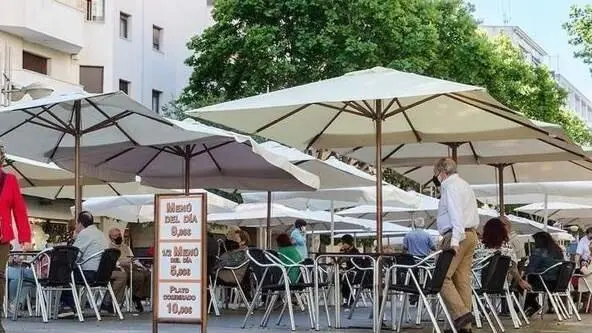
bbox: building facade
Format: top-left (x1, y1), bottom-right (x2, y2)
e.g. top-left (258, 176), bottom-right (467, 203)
top-left (1, 0), bottom-right (209, 112)
top-left (482, 25), bottom-right (592, 128)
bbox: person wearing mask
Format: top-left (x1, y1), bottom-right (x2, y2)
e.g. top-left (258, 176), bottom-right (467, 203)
top-left (524, 231), bottom-right (565, 317)
top-left (576, 227), bottom-right (592, 269)
top-left (433, 158), bottom-right (479, 333)
top-left (481, 218), bottom-right (531, 291)
top-left (61, 211), bottom-right (108, 316)
top-left (291, 219), bottom-right (308, 258)
top-left (214, 229), bottom-right (251, 287)
top-left (403, 217), bottom-right (435, 257)
top-left (276, 233), bottom-right (303, 283)
top-left (0, 143), bottom-right (32, 331)
top-left (108, 228), bottom-right (150, 312)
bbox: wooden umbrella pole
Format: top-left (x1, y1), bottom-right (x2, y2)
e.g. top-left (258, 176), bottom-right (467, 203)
top-left (184, 145), bottom-right (191, 195)
top-left (266, 191), bottom-right (271, 249)
top-left (375, 100), bottom-right (383, 254)
top-left (74, 100), bottom-right (82, 219)
top-left (497, 164), bottom-right (506, 216)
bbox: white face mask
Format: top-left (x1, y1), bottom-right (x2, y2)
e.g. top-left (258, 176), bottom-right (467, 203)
top-left (300, 226), bottom-right (306, 232)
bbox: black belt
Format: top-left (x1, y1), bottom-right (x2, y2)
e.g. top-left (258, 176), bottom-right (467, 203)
top-left (442, 228), bottom-right (475, 236)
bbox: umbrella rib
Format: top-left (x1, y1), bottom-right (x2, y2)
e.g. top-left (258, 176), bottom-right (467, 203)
top-left (27, 119), bottom-right (69, 133)
top-left (383, 94), bottom-right (443, 119)
top-left (40, 106), bottom-right (71, 130)
top-left (568, 160), bottom-right (592, 172)
top-left (107, 183), bottom-right (122, 196)
top-left (21, 109), bottom-right (70, 132)
top-left (255, 104), bottom-right (312, 133)
top-left (85, 98), bottom-right (139, 145)
top-left (137, 147), bottom-right (165, 174)
top-left (305, 108), bottom-right (345, 151)
top-left (361, 100), bottom-right (374, 115)
top-left (467, 142), bottom-right (480, 164)
top-left (347, 101), bottom-right (373, 117)
top-left (94, 147), bottom-right (137, 167)
top-left (401, 166), bottom-right (421, 176)
top-left (381, 144), bottom-right (405, 162)
top-left (5, 160), bottom-right (35, 187)
top-left (315, 103), bottom-right (368, 117)
top-left (381, 98), bottom-right (398, 118)
top-left (510, 164), bottom-right (518, 182)
top-left (82, 111), bottom-right (134, 135)
top-left (393, 98), bottom-right (422, 142)
top-left (203, 144), bottom-right (222, 172)
top-left (54, 185), bottom-right (64, 200)
top-left (49, 108), bottom-right (76, 160)
top-left (0, 108), bottom-right (52, 138)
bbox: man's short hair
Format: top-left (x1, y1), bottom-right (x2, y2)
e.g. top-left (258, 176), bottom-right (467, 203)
top-left (433, 157), bottom-right (457, 175)
top-left (586, 227), bottom-right (592, 235)
top-left (78, 211), bottom-right (94, 228)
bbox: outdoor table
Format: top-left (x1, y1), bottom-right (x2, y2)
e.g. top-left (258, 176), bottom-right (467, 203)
top-left (313, 252), bottom-right (381, 332)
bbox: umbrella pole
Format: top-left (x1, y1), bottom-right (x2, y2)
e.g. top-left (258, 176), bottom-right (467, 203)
top-left (330, 200), bottom-right (335, 246)
top-left (184, 146), bottom-right (191, 195)
top-left (374, 100), bottom-right (383, 254)
top-left (496, 164), bottom-right (505, 216)
top-left (543, 193), bottom-right (549, 230)
top-left (74, 100), bottom-right (82, 219)
top-left (266, 191), bottom-right (271, 249)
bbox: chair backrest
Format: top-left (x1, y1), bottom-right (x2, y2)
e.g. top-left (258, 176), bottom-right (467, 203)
top-left (247, 248), bottom-right (283, 286)
top-left (44, 246), bottom-right (80, 286)
top-left (553, 261), bottom-right (576, 292)
top-left (391, 254), bottom-right (416, 285)
top-left (480, 254), bottom-right (512, 294)
top-left (427, 249), bottom-right (455, 292)
top-left (94, 249), bottom-right (121, 285)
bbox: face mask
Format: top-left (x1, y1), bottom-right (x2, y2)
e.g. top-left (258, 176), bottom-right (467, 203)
top-left (301, 226), bottom-right (306, 232)
top-left (432, 175), bottom-right (441, 187)
top-left (113, 236), bottom-right (123, 245)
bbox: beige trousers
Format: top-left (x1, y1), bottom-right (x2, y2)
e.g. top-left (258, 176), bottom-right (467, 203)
top-left (440, 230), bottom-right (478, 326)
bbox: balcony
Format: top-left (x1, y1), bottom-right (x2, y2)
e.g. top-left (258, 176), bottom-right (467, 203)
top-left (0, 0), bottom-right (85, 54)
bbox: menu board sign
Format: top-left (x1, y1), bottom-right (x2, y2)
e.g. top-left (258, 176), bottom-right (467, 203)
top-left (153, 193), bottom-right (206, 332)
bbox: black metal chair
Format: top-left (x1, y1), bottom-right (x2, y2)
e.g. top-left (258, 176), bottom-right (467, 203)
top-left (526, 261), bottom-right (580, 322)
top-left (15, 246), bottom-right (82, 322)
top-left (379, 250), bottom-right (456, 333)
top-left (209, 254), bottom-right (251, 316)
top-left (76, 248), bottom-right (123, 321)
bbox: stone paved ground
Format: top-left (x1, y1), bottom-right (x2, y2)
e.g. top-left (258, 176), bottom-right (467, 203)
top-left (2, 308), bottom-right (591, 333)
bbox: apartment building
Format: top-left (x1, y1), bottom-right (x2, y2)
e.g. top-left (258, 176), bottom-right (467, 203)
top-left (482, 24), bottom-right (592, 128)
top-left (0, 0), bottom-right (209, 112)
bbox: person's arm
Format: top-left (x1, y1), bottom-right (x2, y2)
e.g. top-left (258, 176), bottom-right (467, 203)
top-left (9, 175), bottom-right (31, 244)
top-left (428, 235), bottom-right (436, 251)
top-left (443, 185), bottom-right (464, 248)
top-left (291, 230), bottom-right (305, 246)
top-left (402, 235), bottom-right (409, 253)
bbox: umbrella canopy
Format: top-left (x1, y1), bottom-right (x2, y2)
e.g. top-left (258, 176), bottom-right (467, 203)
top-left (479, 208), bottom-right (566, 234)
top-left (188, 66), bottom-right (586, 250)
top-left (0, 91), bottom-right (204, 216)
top-left (21, 180), bottom-right (173, 200)
top-left (50, 118), bottom-right (320, 192)
top-left (76, 192), bottom-right (237, 222)
top-left (258, 141), bottom-right (374, 188)
top-left (208, 203), bottom-right (406, 232)
top-left (516, 202), bottom-right (592, 221)
top-left (473, 182), bottom-right (592, 205)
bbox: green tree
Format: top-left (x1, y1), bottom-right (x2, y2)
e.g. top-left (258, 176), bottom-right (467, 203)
top-left (565, 4), bottom-right (592, 75)
top-left (180, 0), bottom-right (592, 181)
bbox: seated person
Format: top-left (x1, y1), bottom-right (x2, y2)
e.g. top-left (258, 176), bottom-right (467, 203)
top-left (61, 212), bottom-right (108, 315)
top-left (481, 218), bottom-right (531, 291)
top-left (6, 241), bottom-right (35, 314)
top-left (524, 231), bottom-right (564, 317)
top-left (109, 228), bottom-right (150, 312)
top-left (402, 217), bottom-right (435, 257)
top-left (339, 234), bottom-right (362, 308)
top-left (276, 233), bottom-right (303, 283)
top-left (214, 229), bottom-right (251, 286)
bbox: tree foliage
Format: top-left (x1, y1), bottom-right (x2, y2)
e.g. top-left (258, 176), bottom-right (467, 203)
top-left (565, 4), bottom-right (592, 75)
top-left (180, 0), bottom-right (592, 186)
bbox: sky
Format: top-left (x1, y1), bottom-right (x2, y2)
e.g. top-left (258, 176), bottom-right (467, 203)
top-left (469, 0), bottom-right (592, 100)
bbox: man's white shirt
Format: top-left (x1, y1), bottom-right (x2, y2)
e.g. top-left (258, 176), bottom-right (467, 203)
top-left (436, 174), bottom-right (479, 247)
top-left (577, 236), bottom-right (590, 262)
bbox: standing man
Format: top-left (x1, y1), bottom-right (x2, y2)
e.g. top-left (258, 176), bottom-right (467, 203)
top-left (403, 217), bottom-right (436, 257)
top-left (0, 143), bottom-right (32, 333)
top-left (433, 158), bottom-right (479, 333)
top-left (290, 219), bottom-right (308, 258)
top-left (575, 227), bottom-right (592, 267)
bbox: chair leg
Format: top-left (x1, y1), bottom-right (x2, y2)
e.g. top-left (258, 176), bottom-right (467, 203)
top-left (484, 294), bottom-right (504, 333)
top-left (474, 293), bottom-right (496, 333)
top-left (261, 293), bottom-right (278, 327)
top-left (566, 292), bottom-right (582, 321)
top-left (242, 287), bottom-right (262, 329)
top-left (472, 295), bottom-right (482, 328)
top-left (512, 291), bottom-right (529, 325)
top-left (70, 284), bottom-right (85, 322)
top-left (38, 288), bottom-right (48, 323)
top-left (505, 293), bottom-right (521, 328)
top-left (108, 283), bottom-right (124, 320)
top-left (437, 294), bottom-right (456, 333)
top-left (285, 286), bottom-right (296, 331)
top-left (396, 293), bottom-right (407, 333)
top-left (321, 289), bottom-right (331, 328)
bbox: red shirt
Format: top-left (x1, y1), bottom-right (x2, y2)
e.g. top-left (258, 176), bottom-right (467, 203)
top-left (0, 171), bottom-right (31, 244)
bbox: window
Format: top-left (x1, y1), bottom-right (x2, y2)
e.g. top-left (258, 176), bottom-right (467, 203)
top-left (22, 51), bottom-right (48, 75)
top-left (119, 79), bottom-right (130, 95)
top-left (152, 90), bottom-right (162, 113)
top-left (86, 0), bottom-right (104, 21)
top-left (79, 66), bottom-right (104, 93)
top-left (120, 12), bottom-right (130, 39)
top-left (153, 25), bottom-right (163, 51)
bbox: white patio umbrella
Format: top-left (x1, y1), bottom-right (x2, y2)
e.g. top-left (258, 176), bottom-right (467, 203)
top-left (478, 207), bottom-right (566, 234)
top-left (516, 202), bottom-right (592, 227)
top-left (189, 66), bottom-right (586, 250)
top-left (0, 91), bottom-right (205, 217)
top-left (208, 203), bottom-right (407, 232)
top-left (76, 192), bottom-right (237, 222)
top-left (21, 180), bottom-right (173, 200)
top-left (50, 118), bottom-right (319, 192)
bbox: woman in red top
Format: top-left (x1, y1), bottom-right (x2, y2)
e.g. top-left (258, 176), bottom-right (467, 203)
top-left (0, 143), bottom-right (32, 332)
